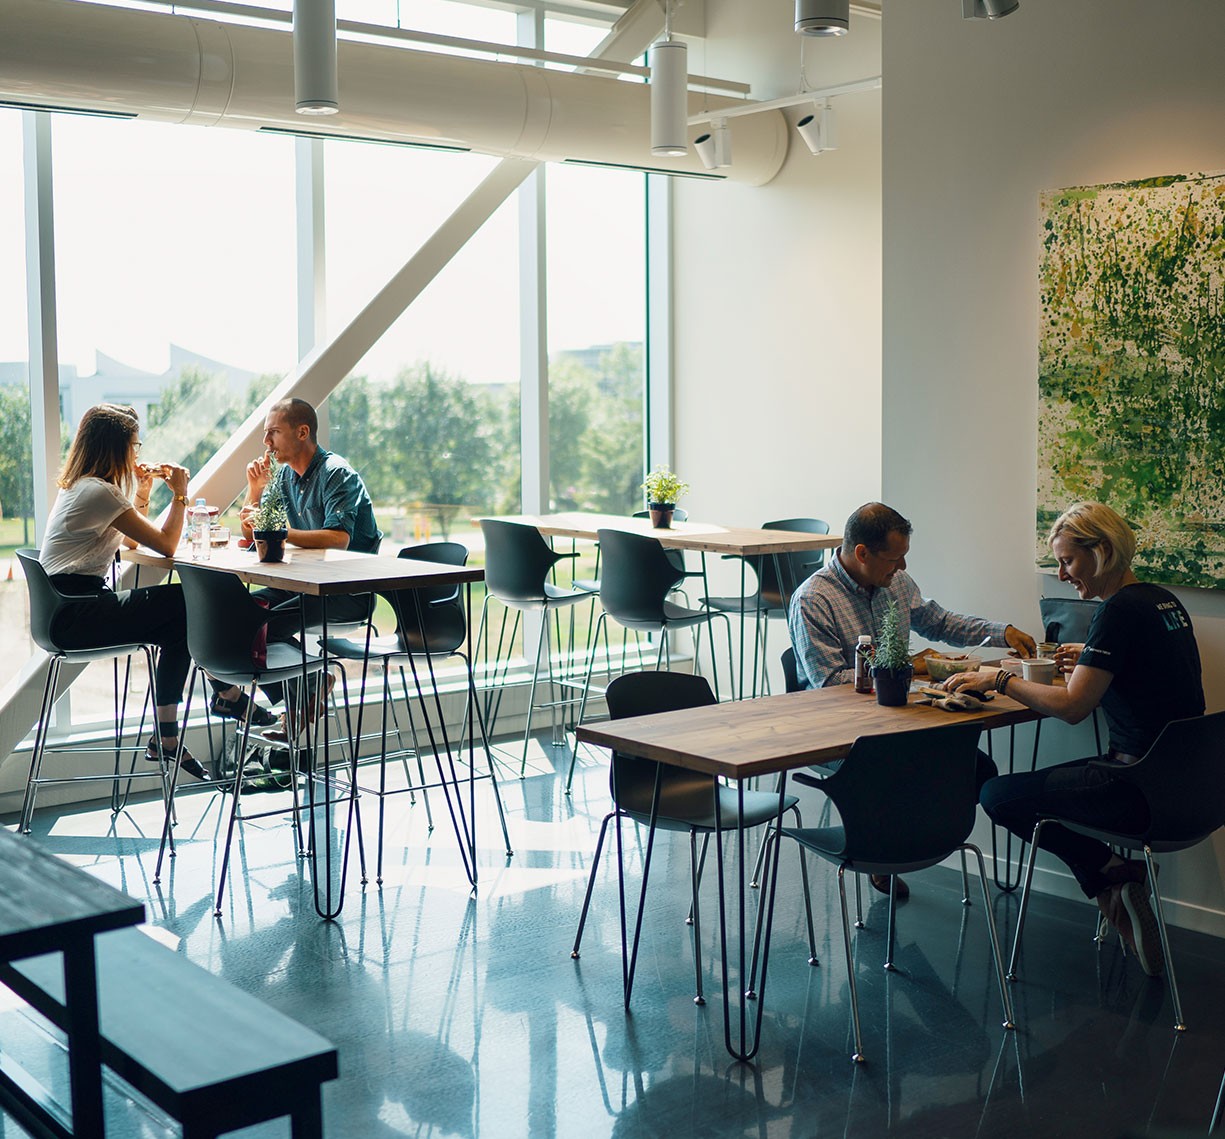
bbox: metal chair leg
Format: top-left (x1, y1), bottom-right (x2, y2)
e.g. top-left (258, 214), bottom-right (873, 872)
top-left (689, 829), bottom-right (705, 1005)
top-left (965, 843), bottom-right (1016, 1030)
top-left (572, 812), bottom-right (614, 959)
top-left (1006, 820), bottom-right (1047, 980)
top-left (837, 866), bottom-right (867, 1063)
top-left (1143, 845), bottom-right (1186, 1032)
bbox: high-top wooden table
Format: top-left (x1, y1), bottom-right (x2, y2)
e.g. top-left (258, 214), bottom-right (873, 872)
top-left (124, 544), bottom-right (486, 917)
top-left (498, 513), bottom-right (842, 699)
top-left (0, 827), bottom-right (144, 1138)
top-left (576, 683), bottom-right (1041, 1062)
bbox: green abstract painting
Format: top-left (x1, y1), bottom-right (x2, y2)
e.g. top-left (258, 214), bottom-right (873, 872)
top-left (1038, 171), bottom-right (1225, 587)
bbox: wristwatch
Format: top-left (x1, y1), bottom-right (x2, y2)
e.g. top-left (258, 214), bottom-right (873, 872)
top-left (173, 493), bottom-right (189, 506)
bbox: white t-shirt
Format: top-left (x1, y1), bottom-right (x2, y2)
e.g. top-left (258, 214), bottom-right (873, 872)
top-left (40, 478), bottom-right (132, 578)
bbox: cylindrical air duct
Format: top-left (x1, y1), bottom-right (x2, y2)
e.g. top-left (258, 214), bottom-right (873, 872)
top-left (294, 0), bottom-right (338, 114)
top-left (649, 38), bottom-right (688, 158)
top-left (795, 0), bottom-right (850, 36)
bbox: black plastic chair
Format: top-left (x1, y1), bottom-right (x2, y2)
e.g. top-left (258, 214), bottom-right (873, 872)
top-left (757, 721), bottom-right (1015, 1062)
top-left (781, 646), bottom-right (802, 694)
top-left (570, 671), bottom-right (815, 1008)
top-left (476, 519), bottom-right (595, 777)
top-left (574, 508), bottom-right (693, 593)
top-left (703, 518), bottom-right (830, 697)
top-left (566, 529), bottom-right (734, 792)
top-left (322, 542), bottom-right (512, 884)
top-left (165, 562), bottom-right (329, 916)
top-left (15, 549), bottom-right (172, 837)
top-left (1007, 711), bottom-right (1225, 1032)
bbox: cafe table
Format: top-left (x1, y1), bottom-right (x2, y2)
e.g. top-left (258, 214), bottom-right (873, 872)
top-left (575, 682), bottom-right (1041, 1062)
top-left (497, 513), bottom-right (842, 699)
top-left (123, 543), bottom-right (486, 918)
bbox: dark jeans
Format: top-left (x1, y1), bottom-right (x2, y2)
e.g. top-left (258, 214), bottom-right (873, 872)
top-left (979, 757), bottom-right (1149, 897)
top-left (237, 587), bottom-right (373, 707)
top-left (49, 579), bottom-right (190, 708)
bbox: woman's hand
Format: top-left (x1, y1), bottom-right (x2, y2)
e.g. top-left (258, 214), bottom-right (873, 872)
top-left (1053, 642), bottom-right (1083, 674)
top-left (944, 670), bottom-right (998, 695)
top-left (162, 463), bottom-right (190, 500)
top-left (133, 462), bottom-right (157, 507)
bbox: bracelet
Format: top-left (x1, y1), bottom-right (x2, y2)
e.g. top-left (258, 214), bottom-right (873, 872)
top-left (135, 499), bottom-right (149, 509)
top-left (173, 493), bottom-right (189, 506)
top-left (994, 668), bottom-right (1009, 694)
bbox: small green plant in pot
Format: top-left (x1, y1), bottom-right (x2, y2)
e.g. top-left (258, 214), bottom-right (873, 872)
top-left (251, 456), bottom-right (290, 563)
top-left (641, 465), bottom-right (689, 529)
top-left (871, 599), bottom-right (913, 706)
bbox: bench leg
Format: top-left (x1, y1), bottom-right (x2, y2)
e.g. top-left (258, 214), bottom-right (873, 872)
top-left (290, 1096), bottom-right (325, 1139)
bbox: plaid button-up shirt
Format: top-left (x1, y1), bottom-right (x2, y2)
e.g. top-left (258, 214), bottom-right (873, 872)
top-left (787, 549), bottom-right (1008, 689)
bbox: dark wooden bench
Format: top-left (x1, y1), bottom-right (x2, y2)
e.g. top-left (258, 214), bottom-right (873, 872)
top-left (1, 926), bottom-right (338, 1139)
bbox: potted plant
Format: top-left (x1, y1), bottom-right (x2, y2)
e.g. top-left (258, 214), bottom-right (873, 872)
top-left (641, 465), bottom-right (689, 529)
top-left (250, 456), bottom-right (289, 563)
top-left (871, 599), bottom-right (913, 707)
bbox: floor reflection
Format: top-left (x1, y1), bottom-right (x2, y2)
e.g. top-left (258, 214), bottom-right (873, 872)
top-left (6, 748), bottom-right (1225, 1138)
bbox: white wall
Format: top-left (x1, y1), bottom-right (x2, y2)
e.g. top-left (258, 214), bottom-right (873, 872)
top-left (673, 1), bottom-right (883, 548)
top-left (883, 0), bottom-right (1225, 933)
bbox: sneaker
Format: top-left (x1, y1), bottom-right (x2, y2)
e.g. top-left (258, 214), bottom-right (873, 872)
top-left (1119, 880), bottom-right (1165, 977)
top-left (1096, 886), bottom-right (1135, 951)
top-left (210, 691), bottom-right (278, 728)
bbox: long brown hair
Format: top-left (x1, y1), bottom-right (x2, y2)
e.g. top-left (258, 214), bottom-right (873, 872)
top-left (58, 403), bottom-right (140, 493)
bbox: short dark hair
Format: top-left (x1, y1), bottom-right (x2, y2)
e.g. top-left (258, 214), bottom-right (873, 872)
top-left (271, 397), bottom-right (317, 443)
top-left (844, 502), bottom-right (912, 554)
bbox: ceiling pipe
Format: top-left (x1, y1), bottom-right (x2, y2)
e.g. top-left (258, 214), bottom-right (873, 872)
top-left (0, 0), bottom-right (788, 185)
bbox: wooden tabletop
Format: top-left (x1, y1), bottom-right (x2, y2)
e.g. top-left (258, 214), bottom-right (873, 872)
top-left (0, 830), bottom-right (144, 960)
top-left (575, 683), bottom-right (1040, 781)
top-left (123, 544), bottom-right (484, 597)
top-left (489, 512), bottom-right (842, 557)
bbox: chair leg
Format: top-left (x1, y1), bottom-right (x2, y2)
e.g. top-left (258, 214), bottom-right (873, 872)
top-left (836, 866), bottom-right (867, 1063)
top-left (960, 849), bottom-right (971, 905)
top-left (964, 843), bottom-right (1017, 1030)
top-left (20, 656), bottom-right (61, 835)
top-left (1142, 845), bottom-right (1186, 1032)
top-left (565, 613), bottom-right (605, 795)
top-left (572, 812), bottom-right (614, 959)
top-left (519, 612), bottom-right (551, 778)
top-left (884, 875), bottom-right (898, 971)
top-left (688, 829), bottom-right (705, 1006)
top-left (214, 686), bottom-right (259, 917)
top-left (1006, 820), bottom-right (1047, 981)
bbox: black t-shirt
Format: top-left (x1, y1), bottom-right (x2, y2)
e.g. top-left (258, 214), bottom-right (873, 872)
top-left (1079, 582), bottom-right (1204, 757)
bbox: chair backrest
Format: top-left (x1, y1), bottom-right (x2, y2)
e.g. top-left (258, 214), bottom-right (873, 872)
top-left (819, 722), bottom-right (984, 868)
top-left (758, 518), bottom-right (831, 610)
top-left (604, 671), bottom-right (718, 817)
top-left (177, 562), bottom-right (272, 681)
top-left (780, 647), bottom-right (802, 693)
top-left (479, 519), bottom-right (560, 604)
top-left (1116, 711), bottom-right (1225, 847)
top-left (1038, 596), bottom-right (1099, 644)
top-left (597, 529), bottom-right (685, 625)
top-left (16, 548), bottom-right (68, 654)
top-left (389, 541), bottom-right (469, 655)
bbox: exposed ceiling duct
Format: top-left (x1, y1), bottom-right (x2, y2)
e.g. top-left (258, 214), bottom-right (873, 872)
top-left (0, 0), bottom-right (788, 185)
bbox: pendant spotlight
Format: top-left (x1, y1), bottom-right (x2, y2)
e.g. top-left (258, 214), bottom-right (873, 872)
top-left (693, 119), bottom-right (731, 170)
top-left (649, 1), bottom-right (688, 159)
top-left (795, 0), bottom-right (850, 36)
top-left (294, 0), bottom-right (339, 115)
top-left (962, 0), bottom-right (1019, 18)
top-left (796, 102), bottom-right (836, 155)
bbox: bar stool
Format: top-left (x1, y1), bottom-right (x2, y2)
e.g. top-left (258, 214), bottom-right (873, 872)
top-left (322, 542), bottom-right (513, 885)
top-left (15, 549), bottom-right (173, 837)
top-left (476, 519), bottom-right (595, 776)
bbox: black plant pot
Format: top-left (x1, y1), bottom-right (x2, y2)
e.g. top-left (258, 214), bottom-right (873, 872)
top-left (252, 528), bottom-right (288, 564)
top-left (648, 503), bottom-right (675, 529)
top-left (872, 665), bottom-right (914, 707)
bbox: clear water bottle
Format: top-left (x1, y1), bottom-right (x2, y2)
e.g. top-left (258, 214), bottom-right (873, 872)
top-left (191, 498), bottom-right (211, 561)
top-left (854, 634), bottom-right (874, 694)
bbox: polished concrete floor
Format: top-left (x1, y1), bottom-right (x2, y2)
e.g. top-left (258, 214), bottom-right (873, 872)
top-left (2, 733), bottom-right (1224, 1139)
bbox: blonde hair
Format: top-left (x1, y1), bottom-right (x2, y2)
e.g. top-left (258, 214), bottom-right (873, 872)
top-left (58, 403), bottom-right (140, 494)
top-left (1047, 501), bottom-right (1136, 577)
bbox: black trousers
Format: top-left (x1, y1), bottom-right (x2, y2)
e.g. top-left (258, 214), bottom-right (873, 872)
top-left (980, 757), bottom-right (1149, 897)
top-left (49, 578), bottom-right (190, 709)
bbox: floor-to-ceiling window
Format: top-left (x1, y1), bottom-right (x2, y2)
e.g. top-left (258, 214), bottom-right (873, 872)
top-left (0, 0), bottom-right (653, 739)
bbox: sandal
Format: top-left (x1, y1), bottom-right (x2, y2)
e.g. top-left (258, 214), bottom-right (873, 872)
top-left (209, 691), bottom-right (278, 728)
top-left (145, 739), bottom-right (211, 782)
